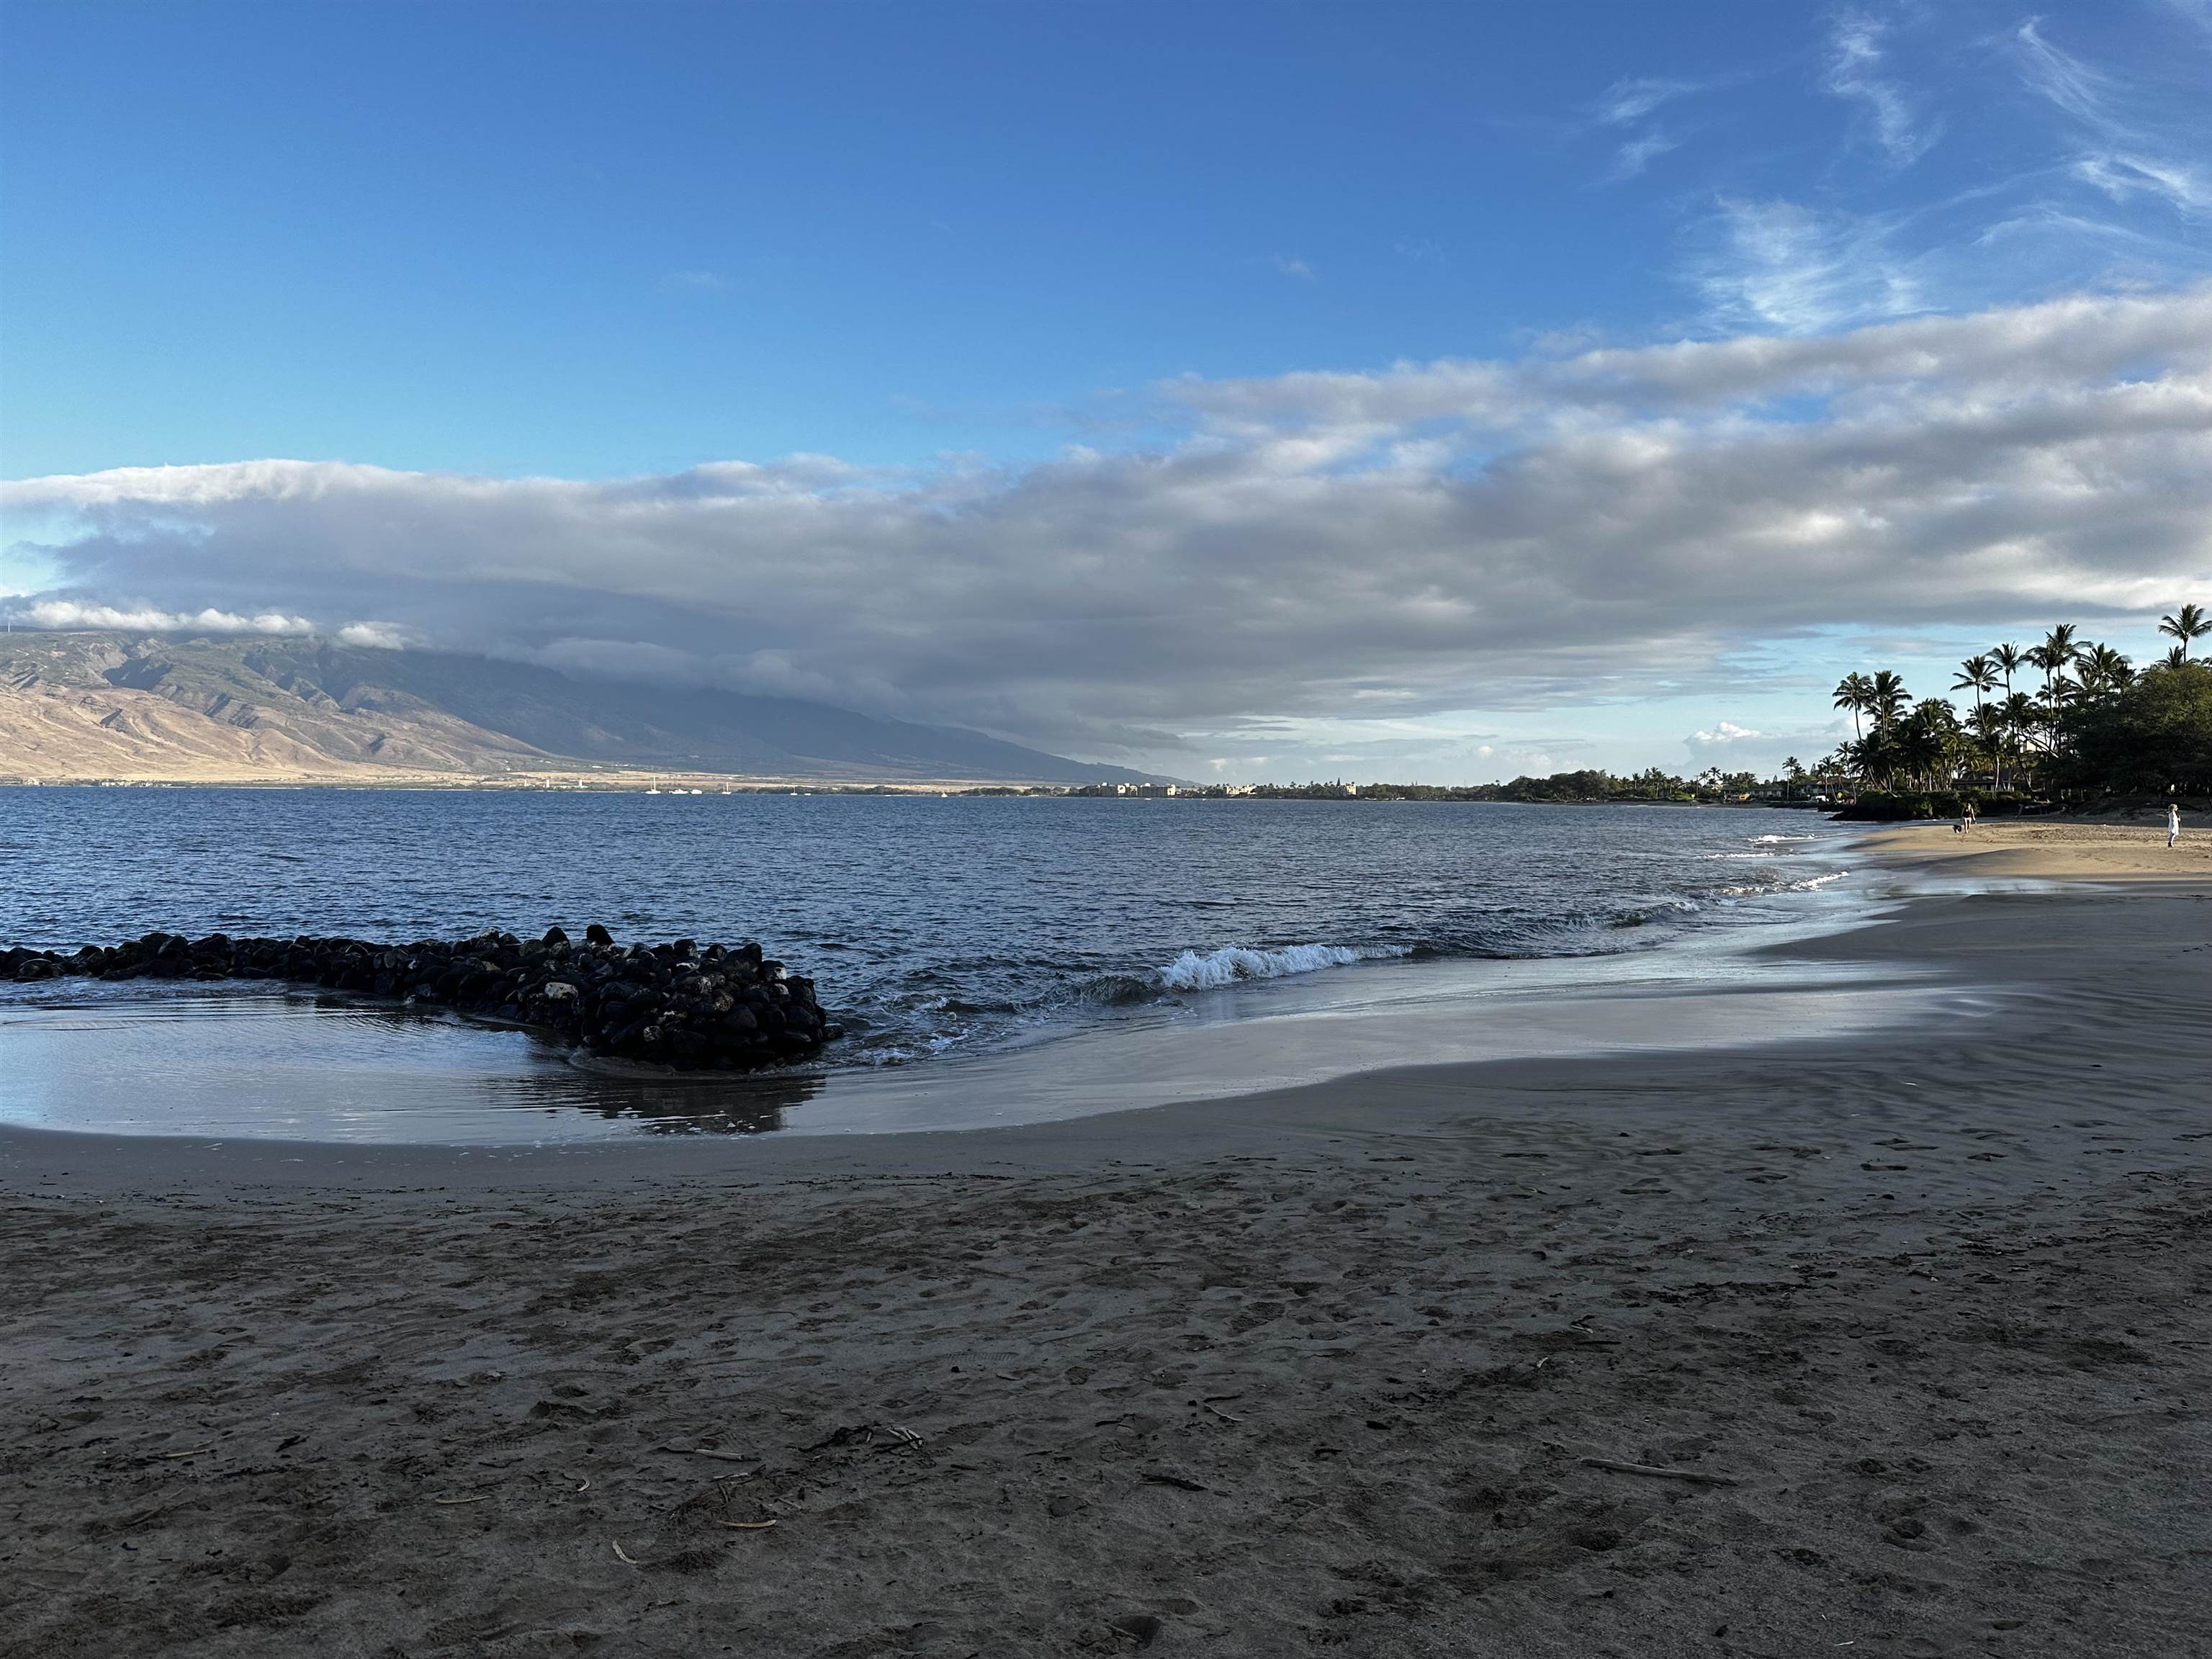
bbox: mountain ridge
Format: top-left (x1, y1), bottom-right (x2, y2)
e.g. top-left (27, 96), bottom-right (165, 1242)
top-left (0, 632), bottom-right (1172, 786)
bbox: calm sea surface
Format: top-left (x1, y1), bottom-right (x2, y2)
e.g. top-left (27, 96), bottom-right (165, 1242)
top-left (0, 790), bottom-right (1892, 1140)
top-left (2, 789), bottom-right (1855, 1060)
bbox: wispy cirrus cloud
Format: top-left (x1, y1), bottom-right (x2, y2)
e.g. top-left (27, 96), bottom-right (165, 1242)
top-left (2011, 18), bottom-right (2115, 129)
top-left (1604, 130), bottom-right (1681, 184)
top-left (1600, 12), bottom-right (2212, 338)
top-left (1594, 76), bottom-right (1701, 127)
top-left (2074, 153), bottom-right (2212, 215)
top-left (1591, 74), bottom-right (1702, 186)
top-left (1689, 198), bottom-right (1925, 334)
top-left (1825, 12), bottom-right (1942, 167)
top-left (9, 286), bottom-right (2211, 769)
top-left (2010, 17), bottom-right (2208, 220)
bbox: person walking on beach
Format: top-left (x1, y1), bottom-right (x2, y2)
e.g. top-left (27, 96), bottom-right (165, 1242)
top-left (2170, 804), bottom-right (2183, 849)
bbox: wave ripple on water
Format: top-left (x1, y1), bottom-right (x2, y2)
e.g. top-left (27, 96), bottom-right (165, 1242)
top-left (0, 791), bottom-right (1861, 1069)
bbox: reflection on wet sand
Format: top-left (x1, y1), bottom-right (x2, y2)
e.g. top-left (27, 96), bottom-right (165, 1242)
top-left (0, 982), bottom-right (826, 1143)
top-left (318, 997), bottom-right (824, 1133)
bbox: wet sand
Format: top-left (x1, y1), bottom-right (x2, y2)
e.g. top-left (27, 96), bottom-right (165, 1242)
top-left (4, 828), bottom-right (2208, 1657)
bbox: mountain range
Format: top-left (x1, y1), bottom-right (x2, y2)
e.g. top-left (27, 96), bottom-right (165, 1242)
top-left (0, 631), bottom-right (1166, 786)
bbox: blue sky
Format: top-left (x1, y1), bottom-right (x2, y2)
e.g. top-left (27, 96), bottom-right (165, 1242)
top-left (6, 1), bottom-right (2212, 778)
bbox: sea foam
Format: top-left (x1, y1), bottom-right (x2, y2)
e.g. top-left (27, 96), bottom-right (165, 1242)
top-left (1157, 941), bottom-right (1406, 990)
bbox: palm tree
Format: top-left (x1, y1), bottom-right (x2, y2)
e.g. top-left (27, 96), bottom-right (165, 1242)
top-left (2161, 643), bottom-right (2191, 671)
top-left (1833, 672), bottom-right (1874, 742)
top-left (1899, 700), bottom-right (1959, 789)
top-left (2159, 603), bottom-right (2208, 662)
top-left (2000, 690), bottom-right (2041, 763)
top-left (2042, 672), bottom-right (2080, 727)
top-left (2040, 624), bottom-right (2081, 693)
top-left (2078, 643), bottom-right (2132, 699)
top-left (2026, 642), bottom-right (2072, 723)
top-left (1991, 642), bottom-right (2024, 703)
top-left (1969, 702), bottom-right (2008, 791)
top-left (1869, 670), bottom-right (1909, 733)
top-left (1954, 655), bottom-right (1998, 719)
top-left (1954, 656), bottom-right (1997, 787)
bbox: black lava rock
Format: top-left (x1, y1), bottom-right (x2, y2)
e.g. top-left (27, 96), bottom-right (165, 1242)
top-left (4, 927), bottom-right (837, 1073)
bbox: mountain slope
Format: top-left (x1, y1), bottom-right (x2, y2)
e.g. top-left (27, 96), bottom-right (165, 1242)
top-left (0, 633), bottom-right (1167, 785)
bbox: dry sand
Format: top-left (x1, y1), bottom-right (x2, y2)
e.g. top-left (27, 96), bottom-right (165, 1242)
top-left (1863, 816), bottom-right (2212, 882)
top-left (3, 827), bottom-right (2208, 1658)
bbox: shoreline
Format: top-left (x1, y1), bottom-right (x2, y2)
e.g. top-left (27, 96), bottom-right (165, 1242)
top-left (5, 774), bottom-right (1817, 809)
top-left (0, 860), bottom-right (2195, 1195)
top-left (4, 825), bottom-right (2208, 1655)
top-left (0, 844), bottom-right (1897, 1152)
top-left (0, 816), bottom-right (1883, 1148)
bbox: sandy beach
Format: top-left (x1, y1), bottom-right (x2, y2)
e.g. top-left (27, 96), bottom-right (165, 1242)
top-left (4, 822), bottom-right (2208, 1658)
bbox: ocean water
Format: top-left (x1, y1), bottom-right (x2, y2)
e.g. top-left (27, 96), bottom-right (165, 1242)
top-left (1, 789), bottom-right (1853, 1058)
top-left (0, 789), bottom-right (1893, 1140)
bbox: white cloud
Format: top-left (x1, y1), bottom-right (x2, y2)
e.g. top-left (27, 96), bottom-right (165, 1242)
top-left (1272, 255), bottom-right (1315, 281)
top-left (1606, 130), bottom-right (1679, 184)
top-left (1594, 77), bottom-right (1699, 127)
top-left (335, 620), bottom-right (408, 649)
top-left (1689, 720), bottom-right (1761, 746)
top-left (1692, 198), bottom-right (1925, 334)
top-left (2074, 153), bottom-right (2212, 216)
top-left (1590, 76), bottom-right (1701, 186)
top-left (2012, 19), bottom-right (2115, 130)
top-left (20, 601), bottom-right (317, 635)
top-left (2010, 19), bottom-right (2209, 226)
top-left (8, 285), bottom-right (2211, 767)
top-left (1825, 12), bottom-right (1942, 167)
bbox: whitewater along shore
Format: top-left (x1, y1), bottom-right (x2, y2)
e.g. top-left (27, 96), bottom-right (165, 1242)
top-left (2, 825), bottom-right (2208, 1657)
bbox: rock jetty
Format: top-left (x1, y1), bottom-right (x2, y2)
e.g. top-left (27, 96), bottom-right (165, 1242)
top-left (1, 927), bottom-right (840, 1072)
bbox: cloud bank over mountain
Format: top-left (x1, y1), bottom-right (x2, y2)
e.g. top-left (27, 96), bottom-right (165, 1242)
top-left (8, 286), bottom-right (2212, 772)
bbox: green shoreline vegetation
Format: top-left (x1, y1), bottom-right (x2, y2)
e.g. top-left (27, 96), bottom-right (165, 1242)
top-left (1818, 603), bottom-right (2211, 819)
top-left (1072, 603), bottom-right (2212, 818)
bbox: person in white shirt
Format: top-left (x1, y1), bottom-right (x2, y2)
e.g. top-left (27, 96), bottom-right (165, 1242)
top-left (2170, 804), bottom-right (2183, 849)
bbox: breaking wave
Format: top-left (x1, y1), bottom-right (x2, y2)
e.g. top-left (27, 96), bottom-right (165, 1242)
top-left (1717, 870), bottom-right (1848, 899)
top-left (1157, 941), bottom-right (1410, 990)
